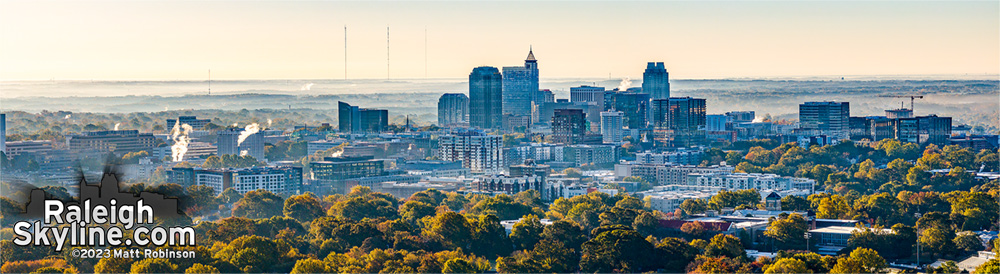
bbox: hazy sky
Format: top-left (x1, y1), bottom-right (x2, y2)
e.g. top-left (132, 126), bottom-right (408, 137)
top-left (1, 1), bottom-right (997, 80)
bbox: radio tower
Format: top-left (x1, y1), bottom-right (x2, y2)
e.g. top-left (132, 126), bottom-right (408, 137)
top-left (344, 25), bottom-right (348, 80)
top-left (386, 26), bottom-right (390, 79)
top-left (208, 69), bottom-right (211, 95)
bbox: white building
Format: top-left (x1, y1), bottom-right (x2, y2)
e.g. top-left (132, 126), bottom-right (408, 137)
top-left (687, 173), bottom-right (815, 193)
top-left (706, 114), bottom-right (729, 131)
top-left (188, 166), bottom-right (303, 195)
top-left (638, 185), bottom-right (718, 213)
top-left (635, 149), bottom-right (704, 166)
top-left (438, 133), bottom-right (504, 174)
top-left (600, 111), bottom-right (625, 144)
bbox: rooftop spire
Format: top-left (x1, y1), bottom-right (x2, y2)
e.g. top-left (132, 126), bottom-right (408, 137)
top-left (525, 46), bottom-right (536, 62)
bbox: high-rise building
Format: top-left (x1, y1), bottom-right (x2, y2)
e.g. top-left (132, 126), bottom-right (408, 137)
top-left (469, 66), bottom-right (503, 129)
top-left (706, 115), bottom-right (729, 132)
top-left (552, 109), bottom-right (587, 144)
top-left (1, 113), bottom-right (5, 154)
top-left (651, 97), bottom-right (707, 147)
top-left (217, 128), bottom-right (265, 161)
top-left (67, 130), bottom-right (157, 155)
top-left (538, 89), bottom-right (555, 103)
top-left (570, 86), bottom-right (608, 109)
top-left (438, 132), bottom-right (504, 174)
top-left (642, 62), bottom-right (670, 100)
top-left (166, 116), bottom-right (212, 130)
top-left (725, 111), bottom-right (756, 123)
top-left (438, 93), bottom-right (469, 127)
top-left (502, 114), bottom-right (531, 133)
top-left (600, 111), bottom-right (625, 144)
top-left (799, 101), bottom-right (850, 140)
top-left (338, 101), bottom-right (388, 133)
top-left (168, 166), bottom-right (302, 195)
top-left (502, 49), bottom-right (539, 115)
top-left (612, 92), bottom-right (650, 129)
top-left (885, 108), bottom-right (914, 119)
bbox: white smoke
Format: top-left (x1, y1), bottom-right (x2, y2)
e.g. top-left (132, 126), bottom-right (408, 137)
top-left (237, 123), bottom-right (260, 146)
top-left (170, 120), bottom-right (194, 161)
top-left (240, 150), bottom-right (248, 157)
top-left (617, 77), bottom-right (632, 91)
top-left (752, 116), bottom-right (765, 123)
top-left (114, 123), bottom-right (121, 130)
top-left (267, 119), bottom-right (272, 129)
top-left (300, 83), bottom-right (315, 91)
top-left (232, 123), bottom-right (238, 127)
top-left (64, 114), bottom-right (71, 119)
top-left (331, 150), bottom-right (343, 158)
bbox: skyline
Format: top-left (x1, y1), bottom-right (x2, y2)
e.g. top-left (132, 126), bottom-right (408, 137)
top-left (1, 1), bottom-right (998, 80)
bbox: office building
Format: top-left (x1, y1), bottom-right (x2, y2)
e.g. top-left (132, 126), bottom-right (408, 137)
top-left (687, 173), bottom-right (816, 193)
top-left (571, 86), bottom-right (608, 109)
top-left (438, 93), bottom-right (470, 127)
top-left (725, 111), bottom-right (756, 123)
top-left (611, 92), bottom-right (650, 129)
top-left (1, 113), bottom-right (5, 154)
top-left (217, 128), bottom-right (265, 161)
top-left (538, 89), bottom-right (555, 103)
top-left (534, 100), bottom-right (602, 130)
top-left (642, 62), bottom-right (670, 100)
top-left (508, 159), bottom-right (551, 180)
top-left (635, 149), bottom-right (704, 166)
top-left (153, 142), bottom-right (216, 161)
top-left (799, 101), bottom-right (850, 140)
top-left (310, 155), bottom-right (388, 181)
top-left (67, 130), bottom-right (157, 155)
top-left (557, 145), bottom-right (617, 166)
top-left (503, 114), bottom-right (531, 133)
top-left (469, 66), bottom-right (504, 129)
top-left (438, 132), bottom-right (504, 174)
top-left (849, 114), bottom-right (952, 146)
top-left (166, 116), bottom-right (212, 130)
top-left (651, 97), bottom-right (707, 147)
top-left (502, 49), bottom-right (539, 115)
top-left (552, 109), bottom-right (587, 144)
top-left (706, 114), bottom-right (728, 132)
top-left (338, 101), bottom-right (388, 134)
top-left (168, 166), bottom-right (302, 195)
top-left (600, 111), bottom-right (625, 144)
top-left (885, 108), bottom-right (913, 119)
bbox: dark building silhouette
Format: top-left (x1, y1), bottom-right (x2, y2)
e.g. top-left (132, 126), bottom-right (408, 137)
top-left (469, 66), bottom-right (503, 130)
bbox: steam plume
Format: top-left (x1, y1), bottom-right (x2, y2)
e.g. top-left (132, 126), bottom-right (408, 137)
top-left (331, 150), bottom-right (343, 158)
top-left (114, 123), bottom-right (121, 130)
top-left (237, 123), bottom-right (260, 146)
top-left (617, 77), bottom-right (632, 91)
top-left (170, 120), bottom-right (194, 161)
top-left (300, 83), bottom-right (315, 91)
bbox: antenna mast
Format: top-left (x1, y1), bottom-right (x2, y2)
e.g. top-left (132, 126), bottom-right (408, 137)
top-left (424, 27), bottom-right (428, 78)
top-left (208, 69), bottom-right (211, 95)
top-left (344, 25), bottom-right (348, 80)
top-left (386, 26), bottom-right (390, 79)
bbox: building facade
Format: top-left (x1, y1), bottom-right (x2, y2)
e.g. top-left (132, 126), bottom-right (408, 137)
top-left (642, 62), bottom-right (670, 100)
top-left (67, 130), bottom-right (157, 156)
top-left (501, 49), bottom-right (539, 116)
top-left (438, 132), bottom-right (504, 174)
top-left (338, 101), bottom-right (388, 134)
top-left (438, 93), bottom-right (470, 127)
top-left (469, 66), bottom-right (504, 129)
top-left (600, 111), bottom-right (625, 144)
top-left (552, 109), bottom-right (587, 144)
top-left (799, 101), bottom-right (850, 140)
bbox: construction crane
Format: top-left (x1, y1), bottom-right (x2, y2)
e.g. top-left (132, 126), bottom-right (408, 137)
top-left (877, 95), bottom-right (924, 111)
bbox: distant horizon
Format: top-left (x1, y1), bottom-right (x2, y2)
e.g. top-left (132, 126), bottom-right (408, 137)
top-left (3, 73), bottom-right (999, 82)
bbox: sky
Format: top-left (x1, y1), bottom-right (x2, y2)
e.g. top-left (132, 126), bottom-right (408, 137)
top-left (1, 1), bottom-right (998, 80)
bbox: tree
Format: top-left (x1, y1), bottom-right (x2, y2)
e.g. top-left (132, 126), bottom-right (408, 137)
top-left (705, 234), bottom-right (746, 259)
top-left (764, 213), bottom-right (809, 251)
top-left (470, 214), bottom-right (513, 258)
top-left (632, 211), bottom-right (659, 236)
top-left (93, 256), bottom-right (132, 274)
top-left (780, 195), bottom-right (810, 211)
top-left (680, 199), bottom-right (709, 215)
top-left (185, 185), bottom-right (219, 215)
top-left (282, 193), bottom-right (324, 223)
top-left (130, 258), bottom-right (178, 274)
top-left (976, 259), bottom-right (1000, 274)
top-left (954, 231), bottom-right (984, 253)
top-left (681, 221), bottom-right (708, 238)
top-left (442, 258), bottom-right (487, 273)
top-left (541, 220), bottom-right (587, 251)
top-left (217, 188), bottom-right (243, 205)
top-left (232, 189), bottom-right (284, 219)
top-left (399, 200), bottom-right (436, 224)
top-left (563, 168), bottom-right (583, 178)
top-left (290, 258), bottom-right (328, 273)
top-left (816, 195), bottom-right (850, 219)
top-left (920, 227), bottom-right (957, 258)
top-left (497, 239), bottom-right (578, 273)
top-left (510, 214), bottom-right (545, 251)
top-left (831, 248), bottom-right (886, 274)
top-left (765, 258), bottom-right (811, 274)
top-left (425, 212), bottom-right (474, 250)
top-left (185, 263), bottom-right (220, 274)
top-left (579, 228), bottom-right (655, 273)
top-left (654, 237), bottom-right (699, 273)
top-left (929, 260), bottom-right (960, 274)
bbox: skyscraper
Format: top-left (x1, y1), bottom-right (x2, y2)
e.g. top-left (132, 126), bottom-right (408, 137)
top-left (612, 92), bottom-right (650, 129)
top-left (651, 97), bottom-right (707, 147)
top-left (0, 113), bottom-right (5, 154)
top-left (642, 62), bottom-right (670, 100)
top-left (570, 85), bottom-right (608, 110)
top-left (601, 111), bottom-right (625, 144)
top-left (339, 101), bottom-right (388, 133)
top-left (552, 109), bottom-right (587, 144)
top-left (469, 66), bottom-right (503, 129)
top-left (502, 48), bottom-right (539, 115)
top-left (799, 101), bottom-right (850, 140)
top-left (438, 132), bottom-right (504, 174)
top-left (217, 128), bottom-right (265, 161)
top-left (438, 93), bottom-right (469, 127)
